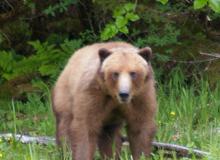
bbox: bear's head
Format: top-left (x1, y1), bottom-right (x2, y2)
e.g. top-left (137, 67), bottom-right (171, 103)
top-left (98, 47), bottom-right (152, 104)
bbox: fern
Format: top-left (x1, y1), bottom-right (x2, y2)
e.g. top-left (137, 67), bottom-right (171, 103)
top-left (0, 51), bottom-right (14, 72)
top-left (60, 39), bottom-right (82, 55)
top-left (0, 39), bottom-right (82, 82)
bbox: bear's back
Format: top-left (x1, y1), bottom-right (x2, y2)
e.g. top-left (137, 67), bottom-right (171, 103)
top-left (56, 42), bottom-right (136, 94)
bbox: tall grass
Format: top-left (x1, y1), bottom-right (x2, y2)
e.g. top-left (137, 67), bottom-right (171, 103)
top-left (0, 71), bottom-right (219, 160)
top-left (156, 70), bottom-right (220, 159)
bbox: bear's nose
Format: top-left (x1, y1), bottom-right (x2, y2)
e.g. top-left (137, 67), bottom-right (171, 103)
top-left (119, 92), bottom-right (129, 101)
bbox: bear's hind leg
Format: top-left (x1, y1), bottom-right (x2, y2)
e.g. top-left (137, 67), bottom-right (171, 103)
top-left (52, 88), bottom-right (73, 147)
top-left (55, 113), bottom-right (72, 146)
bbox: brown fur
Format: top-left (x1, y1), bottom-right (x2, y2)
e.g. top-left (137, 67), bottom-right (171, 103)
top-left (52, 42), bottom-right (157, 160)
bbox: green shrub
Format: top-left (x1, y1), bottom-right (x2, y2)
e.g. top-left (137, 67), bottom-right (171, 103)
top-left (0, 39), bottom-right (82, 83)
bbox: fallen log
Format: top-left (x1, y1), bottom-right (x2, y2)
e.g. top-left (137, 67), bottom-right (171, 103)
top-left (121, 137), bottom-right (210, 158)
top-left (152, 141), bottom-right (209, 158)
top-left (0, 133), bottom-right (55, 145)
top-left (0, 133), bottom-right (210, 158)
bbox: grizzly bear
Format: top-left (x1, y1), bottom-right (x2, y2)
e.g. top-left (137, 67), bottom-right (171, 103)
top-left (52, 42), bottom-right (157, 160)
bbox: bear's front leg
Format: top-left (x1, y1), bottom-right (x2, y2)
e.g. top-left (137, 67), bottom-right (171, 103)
top-left (98, 123), bottom-right (122, 160)
top-left (69, 119), bottom-right (98, 160)
top-left (127, 118), bottom-right (156, 160)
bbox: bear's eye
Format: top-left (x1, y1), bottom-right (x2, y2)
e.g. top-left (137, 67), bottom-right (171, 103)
top-left (130, 71), bottom-right (137, 80)
top-left (112, 72), bottom-right (119, 80)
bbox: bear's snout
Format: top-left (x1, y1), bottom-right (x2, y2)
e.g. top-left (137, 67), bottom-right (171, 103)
top-left (119, 92), bottom-right (129, 102)
top-left (116, 73), bottom-right (132, 104)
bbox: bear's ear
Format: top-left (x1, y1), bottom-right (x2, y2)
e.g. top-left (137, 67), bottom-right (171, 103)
top-left (138, 47), bottom-right (152, 62)
top-left (98, 48), bottom-right (111, 63)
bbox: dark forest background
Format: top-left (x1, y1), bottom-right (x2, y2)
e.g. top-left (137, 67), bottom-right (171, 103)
top-left (0, 0), bottom-right (220, 101)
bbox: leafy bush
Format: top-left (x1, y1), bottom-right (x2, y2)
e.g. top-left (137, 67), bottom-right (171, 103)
top-left (100, 3), bottom-right (140, 40)
top-left (193, 0), bottom-right (220, 12)
top-left (157, 0), bottom-right (220, 13)
top-left (0, 39), bottom-right (82, 83)
top-left (43, 0), bottom-right (77, 16)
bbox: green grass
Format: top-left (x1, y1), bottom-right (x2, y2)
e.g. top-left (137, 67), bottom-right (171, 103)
top-left (0, 72), bottom-right (219, 160)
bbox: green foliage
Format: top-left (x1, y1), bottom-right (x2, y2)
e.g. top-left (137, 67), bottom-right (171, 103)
top-left (101, 3), bottom-right (140, 40)
top-left (194, 0), bottom-right (208, 9)
top-left (208, 0), bottom-right (220, 12)
top-left (1, 0), bottom-right (219, 97)
top-left (158, 0), bottom-right (220, 12)
top-left (134, 10), bottom-right (180, 63)
top-left (0, 33), bottom-right (3, 44)
top-left (23, 0), bottom-right (36, 9)
top-left (156, 0), bottom-right (169, 5)
top-left (79, 30), bottom-right (99, 43)
top-left (0, 51), bottom-right (14, 73)
top-left (193, 0), bottom-right (220, 12)
top-left (0, 39), bottom-right (82, 82)
top-left (43, 0), bottom-right (77, 16)
top-left (138, 25), bottom-right (180, 47)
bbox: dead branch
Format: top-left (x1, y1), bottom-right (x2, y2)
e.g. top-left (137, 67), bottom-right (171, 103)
top-left (166, 52), bottom-right (220, 64)
top-left (152, 141), bottom-right (210, 158)
top-left (0, 133), bottom-right (210, 158)
top-left (200, 52), bottom-right (220, 58)
top-left (169, 57), bottom-right (219, 64)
